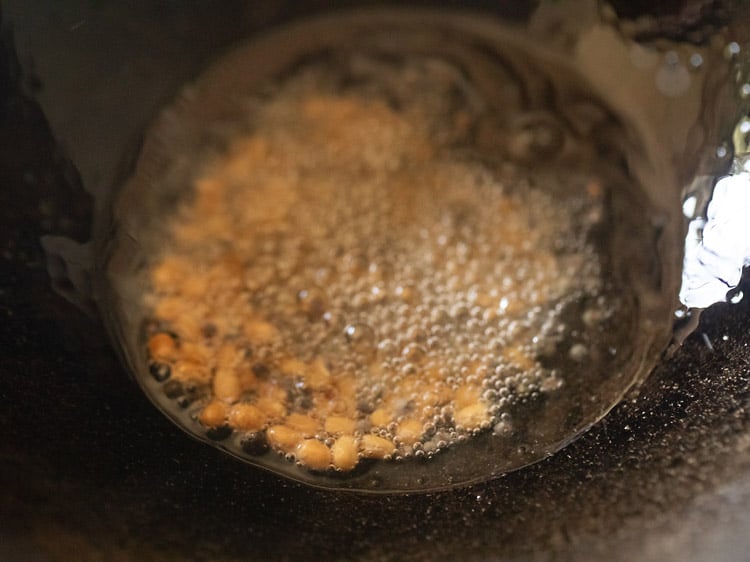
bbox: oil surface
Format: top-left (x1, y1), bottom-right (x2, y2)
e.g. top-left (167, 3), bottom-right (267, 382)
top-left (103, 12), bottom-right (679, 491)
top-left (144, 54), bottom-right (613, 472)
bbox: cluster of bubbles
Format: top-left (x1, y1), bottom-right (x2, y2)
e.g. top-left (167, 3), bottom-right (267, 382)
top-left (154, 51), bottom-right (613, 462)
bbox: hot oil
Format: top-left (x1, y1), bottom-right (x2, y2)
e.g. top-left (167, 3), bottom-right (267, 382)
top-left (101, 8), bottom-right (741, 492)
top-left (145, 55), bottom-right (622, 467)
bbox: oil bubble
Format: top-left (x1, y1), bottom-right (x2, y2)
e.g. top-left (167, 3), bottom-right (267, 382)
top-left (493, 420), bottom-right (513, 437)
top-left (725, 41), bottom-right (741, 60)
top-left (716, 143), bottom-right (731, 160)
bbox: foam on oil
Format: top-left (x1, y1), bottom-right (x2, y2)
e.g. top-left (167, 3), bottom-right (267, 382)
top-left (143, 53), bottom-right (620, 473)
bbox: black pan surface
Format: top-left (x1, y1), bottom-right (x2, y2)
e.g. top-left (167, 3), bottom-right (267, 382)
top-left (2, 2), bottom-right (750, 561)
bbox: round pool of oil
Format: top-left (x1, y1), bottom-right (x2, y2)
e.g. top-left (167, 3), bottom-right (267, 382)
top-left (100, 11), bottom-right (678, 492)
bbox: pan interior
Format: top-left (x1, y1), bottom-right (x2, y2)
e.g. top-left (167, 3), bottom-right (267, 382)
top-left (101, 13), bottom-right (675, 492)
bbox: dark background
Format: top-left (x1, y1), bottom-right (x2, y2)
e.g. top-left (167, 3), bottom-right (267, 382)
top-left (2, 2), bottom-right (750, 560)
